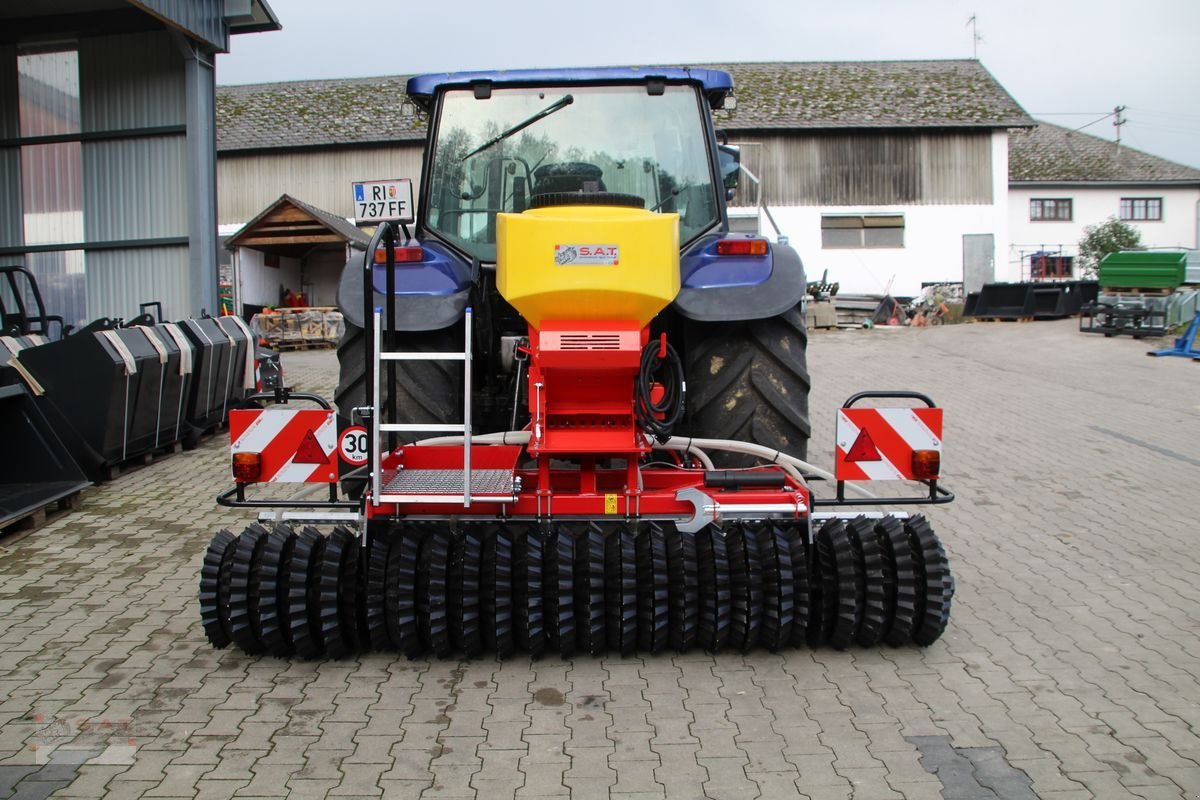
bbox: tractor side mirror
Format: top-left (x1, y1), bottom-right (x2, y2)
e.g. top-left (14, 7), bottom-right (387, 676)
top-left (718, 144), bottom-right (741, 192)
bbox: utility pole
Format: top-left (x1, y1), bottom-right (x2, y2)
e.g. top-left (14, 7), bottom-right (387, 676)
top-left (1113, 105), bottom-right (1127, 158)
top-left (966, 14), bottom-right (981, 59)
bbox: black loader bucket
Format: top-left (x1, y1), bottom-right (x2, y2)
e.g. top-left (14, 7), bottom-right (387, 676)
top-left (14, 323), bottom-right (191, 481)
top-left (146, 323), bottom-right (196, 446)
top-left (119, 323), bottom-right (197, 452)
top-left (181, 316), bottom-right (254, 433)
top-left (0, 381), bottom-right (89, 531)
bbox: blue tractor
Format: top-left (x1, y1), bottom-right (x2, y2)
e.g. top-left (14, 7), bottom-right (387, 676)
top-left (333, 67), bottom-right (811, 463)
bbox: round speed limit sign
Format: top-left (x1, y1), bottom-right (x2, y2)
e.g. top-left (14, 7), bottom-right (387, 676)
top-left (338, 426), bottom-right (369, 465)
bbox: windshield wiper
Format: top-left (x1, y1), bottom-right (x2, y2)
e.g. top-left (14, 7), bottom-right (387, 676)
top-left (461, 94), bottom-right (574, 161)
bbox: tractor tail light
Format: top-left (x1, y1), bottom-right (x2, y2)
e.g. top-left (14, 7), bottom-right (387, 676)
top-left (911, 449), bottom-right (941, 480)
top-left (715, 238), bottom-right (768, 256)
top-left (374, 245), bottom-right (424, 263)
top-left (232, 452), bottom-right (262, 483)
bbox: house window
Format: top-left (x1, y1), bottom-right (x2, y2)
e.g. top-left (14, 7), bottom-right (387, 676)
top-left (821, 214), bottom-right (904, 249)
top-left (1120, 198), bottom-right (1162, 221)
top-left (1029, 199), bottom-right (1072, 221)
top-left (1030, 254), bottom-right (1074, 279)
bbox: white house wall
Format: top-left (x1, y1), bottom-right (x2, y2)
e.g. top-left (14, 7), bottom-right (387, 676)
top-left (741, 131), bottom-right (1010, 297)
top-left (1007, 185), bottom-right (1200, 279)
top-left (236, 246), bottom-right (301, 308)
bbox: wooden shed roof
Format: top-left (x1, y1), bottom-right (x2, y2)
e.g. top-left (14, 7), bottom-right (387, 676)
top-left (225, 194), bottom-right (370, 253)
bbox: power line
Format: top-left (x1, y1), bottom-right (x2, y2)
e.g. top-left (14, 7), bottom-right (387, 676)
top-left (1127, 121), bottom-right (1200, 138)
top-left (1127, 106), bottom-right (1200, 121)
top-left (1071, 112), bottom-right (1116, 133)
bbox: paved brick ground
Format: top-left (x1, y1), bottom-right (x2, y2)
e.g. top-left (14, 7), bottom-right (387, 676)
top-left (2, 319), bottom-right (1199, 799)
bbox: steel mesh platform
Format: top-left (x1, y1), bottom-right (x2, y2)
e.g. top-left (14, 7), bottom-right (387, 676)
top-left (381, 469), bottom-right (514, 496)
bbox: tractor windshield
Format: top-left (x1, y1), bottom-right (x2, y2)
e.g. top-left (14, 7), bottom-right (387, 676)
top-left (424, 84), bottom-right (719, 262)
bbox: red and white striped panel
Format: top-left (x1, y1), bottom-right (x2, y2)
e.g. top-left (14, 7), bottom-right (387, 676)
top-left (834, 407), bottom-right (943, 481)
top-left (229, 409), bottom-right (338, 483)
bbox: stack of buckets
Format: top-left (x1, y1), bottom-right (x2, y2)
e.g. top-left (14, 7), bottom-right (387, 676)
top-left (1, 315), bottom-right (258, 530)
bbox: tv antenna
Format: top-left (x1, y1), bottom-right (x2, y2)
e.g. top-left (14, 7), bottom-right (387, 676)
top-left (966, 14), bottom-right (982, 59)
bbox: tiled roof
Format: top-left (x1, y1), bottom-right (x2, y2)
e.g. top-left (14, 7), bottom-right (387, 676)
top-left (713, 60), bottom-right (1031, 130)
top-left (216, 60), bottom-right (1031, 153)
top-left (216, 75), bottom-right (424, 152)
top-left (1009, 122), bottom-right (1200, 183)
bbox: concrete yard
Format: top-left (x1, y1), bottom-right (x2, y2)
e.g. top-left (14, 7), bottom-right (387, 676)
top-left (2, 318), bottom-right (1199, 799)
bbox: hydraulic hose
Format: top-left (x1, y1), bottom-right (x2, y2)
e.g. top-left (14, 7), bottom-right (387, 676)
top-left (405, 430), bottom-right (874, 498)
top-left (635, 339), bottom-right (685, 444)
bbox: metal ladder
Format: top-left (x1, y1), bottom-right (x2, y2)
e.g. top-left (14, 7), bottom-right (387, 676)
top-left (369, 307), bottom-right (476, 506)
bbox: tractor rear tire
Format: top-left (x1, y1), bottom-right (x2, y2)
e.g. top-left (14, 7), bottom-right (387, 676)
top-left (681, 305), bottom-right (811, 465)
top-left (334, 320), bottom-right (464, 436)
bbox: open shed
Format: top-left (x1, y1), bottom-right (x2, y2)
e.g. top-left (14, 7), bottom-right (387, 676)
top-left (225, 193), bottom-right (367, 316)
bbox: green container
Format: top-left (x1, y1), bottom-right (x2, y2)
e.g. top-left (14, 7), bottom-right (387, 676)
top-left (1098, 251), bottom-right (1185, 290)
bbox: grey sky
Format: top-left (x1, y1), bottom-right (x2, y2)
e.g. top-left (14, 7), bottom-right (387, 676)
top-left (218, 0), bottom-right (1200, 169)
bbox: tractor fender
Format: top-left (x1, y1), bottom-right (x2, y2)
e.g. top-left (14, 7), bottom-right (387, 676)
top-left (673, 240), bottom-right (807, 323)
top-left (336, 242), bottom-right (472, 331)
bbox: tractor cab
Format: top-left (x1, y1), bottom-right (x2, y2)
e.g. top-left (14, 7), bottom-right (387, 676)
top-left (410, 69), bottom-right (735, 261)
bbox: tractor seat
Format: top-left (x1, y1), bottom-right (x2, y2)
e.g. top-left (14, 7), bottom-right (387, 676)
top-left (533, 162), bottom-right (606, 194)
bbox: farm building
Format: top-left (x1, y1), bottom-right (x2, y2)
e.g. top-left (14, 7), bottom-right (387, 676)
top-left (215, 60), bottom-right (1034, 305)
top-left (1, 0), bottom-right (279, 328)
top-left (1007, 122), bottom-right (1200, 280)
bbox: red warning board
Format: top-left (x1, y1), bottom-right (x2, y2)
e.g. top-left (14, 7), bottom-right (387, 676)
top-left (229, 409), bottom-right (338, 483)
top-left (835, 407), bottom-right (943, 481)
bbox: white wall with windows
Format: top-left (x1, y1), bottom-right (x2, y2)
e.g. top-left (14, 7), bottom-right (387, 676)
top-left (1007, 185), bottom-right (1200, 279)
top-left (732, 131), bottom-right (1011, 297)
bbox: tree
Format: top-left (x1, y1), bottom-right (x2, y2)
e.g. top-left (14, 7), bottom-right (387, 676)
top-left (1078, 216), bottom-right (1142, 277)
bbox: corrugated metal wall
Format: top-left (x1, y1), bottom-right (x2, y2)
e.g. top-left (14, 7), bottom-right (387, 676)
top-left (1, 31), bottom-right (199, 327)
top-left (128, 0), bottom-right (228, 51)
top-left (218, 146), bottom-right (425, 225)
top-left (83, 137), bottom-right (187, 241)
top-left (85, 246), bottom-right (190, 321)
top-left (0, 44), bottom-right (21, 249)
top-left (80, 32), bottom-right (185, 130)
top-left (1, 47), bottom-right (24, 249)
top-left (78, 32), bottom-right (191, 320)
top-left (0, 150), bottom-right (20, 249)
top-left (732, 131), bottom-right (992, 206)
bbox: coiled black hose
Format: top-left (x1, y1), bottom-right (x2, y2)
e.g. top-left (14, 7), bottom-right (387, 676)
top-left (635, 338), bottom-right (685, 444)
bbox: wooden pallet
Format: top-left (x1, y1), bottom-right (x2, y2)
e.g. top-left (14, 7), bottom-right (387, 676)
top-left (0, 491), bottom-right (83, 541)
top-left (98, 440), bottom-right (184, 482)
top-left (274, 340), bottom-right (335, 352)
top-left (1101, 287), bottom-right (1173, 296)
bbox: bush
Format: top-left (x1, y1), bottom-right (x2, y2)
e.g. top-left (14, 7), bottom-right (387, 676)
top-left (1078, 216), bottom-right (1142, 277)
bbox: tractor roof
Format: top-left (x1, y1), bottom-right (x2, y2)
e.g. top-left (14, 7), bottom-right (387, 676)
top-left (405, 67), bottom-right (733, 109)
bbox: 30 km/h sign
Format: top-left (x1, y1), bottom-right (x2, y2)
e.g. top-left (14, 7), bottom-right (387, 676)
top-left (353, 179), bottom-right (414, 224)
top-left (338, 426), bottom-right (369, 465)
